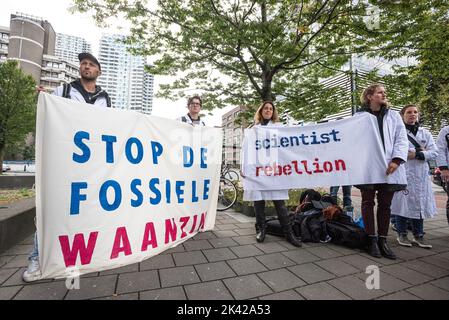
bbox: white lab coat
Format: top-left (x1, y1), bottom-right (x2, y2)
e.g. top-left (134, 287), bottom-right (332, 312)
top-left (241, 121), bottom-right (289, 201)
top-left (436, 125), bottom-right (449, 169)
top-left (391, 127), bottom-right (438, 219)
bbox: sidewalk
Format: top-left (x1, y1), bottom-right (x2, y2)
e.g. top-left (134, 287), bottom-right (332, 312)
top-left (1, 188), bottom-right (449, 300)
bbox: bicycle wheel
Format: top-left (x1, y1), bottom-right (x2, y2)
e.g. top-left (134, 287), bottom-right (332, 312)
top-left (224, 169), bottom-right (239, 181)
top-left (217, 177), bottom-right (237, 211)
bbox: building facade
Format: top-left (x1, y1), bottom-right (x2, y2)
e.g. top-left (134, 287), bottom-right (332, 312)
top-left (55, 33), bottom-right (92, 65)
top-left (98, 34), bottom-right (154, 114)
top-left (221, 106), bottom-right (249, 167)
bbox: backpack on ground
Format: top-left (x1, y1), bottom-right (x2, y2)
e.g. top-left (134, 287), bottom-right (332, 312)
top-left (324, 214), bottom-right (368, 249)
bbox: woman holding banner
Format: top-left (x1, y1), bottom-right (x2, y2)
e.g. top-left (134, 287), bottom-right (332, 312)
top-left (356, 84), bottom-right (408, 260)
top-left (391, 105), bottom-right (437, 249)
top-left (241, 101), bottom-right (302, 247)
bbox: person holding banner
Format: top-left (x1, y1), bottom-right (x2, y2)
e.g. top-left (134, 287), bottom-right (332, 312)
top-left (23, 52), bottom-right (111, 283)
top-left (178, 95), bottom-right (206, 126)
top-left (241, 101), bottom-right (302, 247)
top-left (391, 104), bottom-right (437, 249)
top-left (356, 84), bottom-right (408, 260)
top-left (436, 125), bottom-right (449, 225)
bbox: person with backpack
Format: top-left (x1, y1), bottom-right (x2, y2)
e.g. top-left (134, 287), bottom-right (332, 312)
top-left (177, 95), bottom-right (206, 126)
top-left (240, 101), bottom-right (301, 247)
top-left (391, 105), bottom-right (438, 249)
top-left (23, 52), bottom-right (111, 283)
top-left (436, 125), bottom-right (449, 225)
top-left (355, 84), bottom-right (408, 260)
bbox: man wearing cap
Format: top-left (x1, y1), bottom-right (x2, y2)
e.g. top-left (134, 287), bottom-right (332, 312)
top-left (22, 52), bottom-right (111, 283)
top-left (52, 52), bottom-right (111, 107)
top-left (178, 95), bottom-right (206, 126)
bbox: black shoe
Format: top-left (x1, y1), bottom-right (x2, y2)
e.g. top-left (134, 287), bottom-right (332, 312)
top-left (378, 236), bottom-right (396, 260)
top-left (367, 236), bottom-right (381, 258)
top-left (256, 225), bottom-right (266, 243)
top-left (285, 230), bottom-right (302, 247)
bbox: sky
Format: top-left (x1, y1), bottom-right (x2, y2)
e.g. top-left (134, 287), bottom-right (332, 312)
top-left (1, 0), bottom-right (234, 126)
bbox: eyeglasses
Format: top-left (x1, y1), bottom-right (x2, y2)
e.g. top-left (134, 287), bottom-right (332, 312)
top-left (189, 103), bottom-right (201, 106)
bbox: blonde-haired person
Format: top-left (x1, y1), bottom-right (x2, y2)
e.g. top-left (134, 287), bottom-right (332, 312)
top-left (391, 104), bottom-right (437, 249)
top-left (355, 84), bottom-right (408, 259)
top-left (241, 101), bottom-right (301, 247)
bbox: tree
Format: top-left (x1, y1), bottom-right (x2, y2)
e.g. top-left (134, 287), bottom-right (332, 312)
top-left (0, 60), bottom-right (37, 173)
top-left (72, 0), bottom-right (446, 122)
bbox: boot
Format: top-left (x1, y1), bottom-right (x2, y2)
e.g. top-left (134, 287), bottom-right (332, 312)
top-left (367, 235), bottom-right (381, 258)
top-left (255, 224), bottom-right (266, 243)
top-left (283, 223), bottom-right (302, 247)
top-left (378, 236), bottom-right (396, 260)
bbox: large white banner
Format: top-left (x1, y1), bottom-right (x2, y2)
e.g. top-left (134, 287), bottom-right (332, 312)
top-left (242, 114), bottom-right (389, 191)
top-left (35, 93), bottom-right (222, 279)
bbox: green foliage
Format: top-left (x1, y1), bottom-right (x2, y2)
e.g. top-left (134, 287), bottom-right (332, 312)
top-left (0, 60), bottom-right (37, 171)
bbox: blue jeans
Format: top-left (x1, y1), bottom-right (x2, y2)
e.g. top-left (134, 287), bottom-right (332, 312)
top-left (29, 231), bottom-right (39, 262)
top-left (330, 185), bottom-right (352, 207)
top-left (396, 216), bottom-right (424, 237)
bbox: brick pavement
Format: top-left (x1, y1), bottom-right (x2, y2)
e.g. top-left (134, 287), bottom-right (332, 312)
top-left (1, 187), bottom-right (449, 300)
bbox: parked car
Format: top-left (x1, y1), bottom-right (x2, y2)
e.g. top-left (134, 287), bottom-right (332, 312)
top-left (2, 165), bottom-right (11, 172)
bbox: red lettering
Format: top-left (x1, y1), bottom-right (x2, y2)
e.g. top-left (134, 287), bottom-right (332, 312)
top-left (198, 212), bottom-right (207, 231)
top-left (180, 216), bottom-right (190, 239)
top-left (273, 163), bottom-right (283, 176)
top-left (165, 218), bottom-right (177, 244)
top-left (189, 215), bottom-right (198, 233)
top-left (256, 166), bottom-right (262, 177)
top-left (58, 232), bottom-right (98, 267)
top-left (335, 159), bottom-right (346, 171)
top-left (141, 222), bottom-right (158, 251)
top-left (324, 161), bottom-right (333, 172)
top-left (264, 166), bottom-right (273, 176)
top-left (110, 227), bottom-right (132, 259)
top-left (283, 164), bottom-right (292, 175)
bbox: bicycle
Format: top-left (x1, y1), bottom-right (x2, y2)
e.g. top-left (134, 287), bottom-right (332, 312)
top-left (221, 163), bottom-right (240, 181)
top-left (217, 177), bottom-right (237, 211)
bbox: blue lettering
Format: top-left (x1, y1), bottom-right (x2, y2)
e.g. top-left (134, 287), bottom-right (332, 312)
top-left (150, 141), bottom-right (163, 164)
top-left (73, 131), bottom-right (90, 163)
top-left (200, 148), bottom-right (207, 169)
top-left (192, 181), bottom-right (199, 202)
top-left (183, 146), bottom-right (194, 168)
top-left (126, 138), bottom-right (144, 164)
top-left (203, 179), bottom-right (210, 200)
top-left (149, 178), bottom-right (161, 205)
top-left (70, 182), bottom-right (87, 215)
top-left (130, 179), bottom-right (143, 207)
top-left (175, 181), bottom-right (185, 203)
top-left (102, 135), bottom-right (117, 163)
top-left (99, 180), bottom-right (122, 211)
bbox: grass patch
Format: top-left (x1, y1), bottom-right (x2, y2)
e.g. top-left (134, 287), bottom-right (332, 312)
top-left (0, 188), bottom-right (35, 205)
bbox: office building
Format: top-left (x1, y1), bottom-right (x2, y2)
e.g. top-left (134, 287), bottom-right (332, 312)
top-left (55, 33), bottom-right (92, 64)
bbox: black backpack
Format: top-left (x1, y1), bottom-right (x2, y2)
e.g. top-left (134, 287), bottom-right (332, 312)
top-left (324, 214), bottom-right (368, 249)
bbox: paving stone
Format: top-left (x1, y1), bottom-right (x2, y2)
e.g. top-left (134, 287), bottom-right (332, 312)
top-left (314, 259), bottom-right (359, 277)
top-left (407, 283), bottom-right (449, 300)
top-left (140, 254), bottom-right (175, 271)
top-left (208, 237), bottom-right (239, 248)
top-left (192, 231), bottom-right (217, 240)
top-left (229, 245), bottom-right (264, 258)
top-left (164, 244), bottom-right (185, 254)
top-left (393, 246), bottom-right (435, 260)
top-left (13, 281), bottom-right (68, 300)
top-left (327, 275), bottom-right (386, 300)
top-left (235, 228), bottom-right (257, 236)
top-left (281, 249), bottom-right (321, 264)
top-left (377, 291), bottom-right (421, 300)
top-left (185, 280), bottom-right (234, 300)
top-left (339, 254), bottom-right (383, 271)
top-left (0, 268), bottom-right (18, 285)
top-left (420, 255), bottom-right (449, 270)
top-left (216, 224), bottom-right (239, 230)
top-left (381, 264), bottom-right (432, 285)
top-left (99, 263), bottom-right (139, 276)
top-left (194, 261), bottom-right (236, 281)
top-left (140, 287), bottom-right (186, 300)
top-left (173, 251), bottom-right (208, 266)
top-left (236, 223), bottom-right (256, 229)
top-left (203, 248), bottom-right (238, 262)
top-left (358, 252), bottom-right (400, 265)
top-left (0, 286), bottom-right (22, 300)
top-left (257, 268), bottom-right (306, 292)
top-left (256, 253), bottom-right (296, 270)
top-left (227, 257), bottom-right (268, 275)
top-left (296, 282), bottom-right (351, 300)
top-left (288, 263), bottom-right (335, 284)
top-left (399, 260), bottom-right (449, 278)
top-left (2, 255), bottom-right (29, 268)
top-left (254, 242), bottom-right (288, 254)
top-left (305, 247), bottom-right (342, 259)
top-left (212, 230), bottom-right (239, 238)
top-left (159, 266), bottom-right (200, 287)
top-left (20, 235), bottom-right (35, 245)
top-left (223, 274), bottom-right (273, 300)
top-left (2, 267), bottom-right (54, 287)
top-left (354, 271), bottom-right (411, 293)
top-left (94, 293), bottom-right (139, 300)
top-left (326, 244), bottom-right (361, 256)
top-left (2, 245), bottom-right (33, 256)
top-left (116, 270), bottom-right (160, 294)
top-left (259, 290), bottom-right (304, 300)
top-left (232, 235), bottom-right (258, 245)
top-left (0, 256), bottom-right (14, 268)
top-left (64, 275), bottom-right (117, 300)
top-left (430, 277), bottom-right (449, 292)
top-left (183, 240), bottom-right (213, 251)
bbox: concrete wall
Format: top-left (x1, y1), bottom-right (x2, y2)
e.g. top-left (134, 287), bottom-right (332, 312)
top-left (0, 175), bottom-right (35, 189)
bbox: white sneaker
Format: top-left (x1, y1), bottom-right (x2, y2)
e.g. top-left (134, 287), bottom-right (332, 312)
top-left (22, 259), bottom-right (43, 283)
top-left (412, 236), bottom-right (432, 249)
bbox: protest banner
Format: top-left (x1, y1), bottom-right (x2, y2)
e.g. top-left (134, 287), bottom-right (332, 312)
top-left (35, 93), bottom-right (222, 279)
top-left (241, 113), bottom-right (390, 191)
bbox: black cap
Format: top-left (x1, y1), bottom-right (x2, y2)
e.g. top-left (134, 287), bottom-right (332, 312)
top-left (78, 52), bottom-right (101, 71)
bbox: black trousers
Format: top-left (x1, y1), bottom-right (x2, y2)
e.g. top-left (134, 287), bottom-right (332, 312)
top-left (254, 200), bottom-right (290, 230)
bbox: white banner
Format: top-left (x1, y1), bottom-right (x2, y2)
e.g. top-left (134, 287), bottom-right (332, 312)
top-left (242, 114), bottom-right (389, 191)
top-left (35, 93), bottom-right (222, 279)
